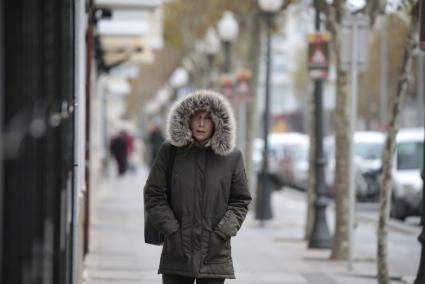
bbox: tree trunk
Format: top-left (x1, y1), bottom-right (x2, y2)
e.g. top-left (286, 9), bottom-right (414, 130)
top-left (305, 92), bottom-right (316, 240)
top-left (330, 62), bottom-right (350, 260)
top-left (244, 12), bottom-right (262, 197)
top-left (323, 1), bottom-right (351, 260)
top-left (377, 12), bottom-right (417, 284)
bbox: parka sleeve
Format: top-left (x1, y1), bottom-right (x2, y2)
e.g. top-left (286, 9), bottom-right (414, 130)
top-left (215, 150), bottom-right (252, 240)
top-left (143, 143), bottom-right (179, 236)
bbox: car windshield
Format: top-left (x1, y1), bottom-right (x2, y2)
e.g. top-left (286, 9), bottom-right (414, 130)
top-left (354, 142), bottom-right (383, 160)
top-left (397, 141), bottom-right (424, 170)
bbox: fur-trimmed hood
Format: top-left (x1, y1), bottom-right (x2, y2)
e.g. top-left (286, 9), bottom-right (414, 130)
top-left (166, 89), bottom-right (236, 156)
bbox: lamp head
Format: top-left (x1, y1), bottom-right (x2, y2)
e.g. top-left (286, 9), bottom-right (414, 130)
top-left (204, 27), bottom-right (220, 55)
top-left (257, 0), bottom-right (283, 13)
top-left (217, 11), bottom-right (239, 42)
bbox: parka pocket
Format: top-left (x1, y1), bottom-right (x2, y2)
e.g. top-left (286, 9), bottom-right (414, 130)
top-left (204, 232), bottom-right (231, 264)
top-left (163, 230), bottom-right (186, 260)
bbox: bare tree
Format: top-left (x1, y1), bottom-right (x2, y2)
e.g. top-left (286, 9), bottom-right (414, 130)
top-left (324, 0), bottom-right (390, 260)
top-left (241, 9), bottom-right (262, 197)
top-left (377, 2), bottom-right (418, 283)
top-left (323, 0), bottom-right (351, 260)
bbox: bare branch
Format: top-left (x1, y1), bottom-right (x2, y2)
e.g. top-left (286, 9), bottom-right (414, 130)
top-left (362, 0), bottom-right (387, 26)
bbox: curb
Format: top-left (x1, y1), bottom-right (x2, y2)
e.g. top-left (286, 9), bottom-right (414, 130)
top-left (283, 187), bottom-right (421, 236)
top-left (356, 212), bottom-right (421, 236)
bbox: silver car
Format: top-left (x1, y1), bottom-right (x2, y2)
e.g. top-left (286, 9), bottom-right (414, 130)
top-left (390, 128), bottom-right (424, 221)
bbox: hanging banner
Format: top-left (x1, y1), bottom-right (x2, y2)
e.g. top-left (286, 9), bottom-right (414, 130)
top-left (308, 32), bottom-right (331, 80)
top-left (230, 70), bottom-right (252, 105)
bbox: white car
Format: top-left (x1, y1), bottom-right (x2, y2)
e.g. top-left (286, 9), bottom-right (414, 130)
top-left (391, 128), bottom-right (424, 221)
top-left (324, 131), bottom-right (385, 199)
top-left (252, 137), bottom-right (280, 174)
top-left (252, 133), bottom-right (309, 190)
top-left (269, 132), bottom-right (309, 190)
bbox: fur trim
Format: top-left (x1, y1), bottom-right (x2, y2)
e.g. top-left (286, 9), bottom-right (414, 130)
top-left (166, 89), bottom-right (236, 156)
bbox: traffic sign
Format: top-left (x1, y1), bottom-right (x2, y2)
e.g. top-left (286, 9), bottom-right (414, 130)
top-left (340, 13), bottom-right (370, 71)
top-left (311, 49), bottom-right (327, 65)
top-left (237, 80), bottom-right (249, 93)
top-left (308, 32), bottom-right (331, 80)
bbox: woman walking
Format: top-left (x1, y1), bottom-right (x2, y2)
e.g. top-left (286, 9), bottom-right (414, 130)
top-left (144, 90), bottom-right (252, 284)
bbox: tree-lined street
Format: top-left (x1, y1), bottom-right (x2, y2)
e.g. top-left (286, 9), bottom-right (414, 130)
top-left (2, 0), bottom-right (424, 283)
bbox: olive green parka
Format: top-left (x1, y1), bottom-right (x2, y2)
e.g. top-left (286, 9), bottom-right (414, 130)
top-left (144, 90), bottom-right (252, 279)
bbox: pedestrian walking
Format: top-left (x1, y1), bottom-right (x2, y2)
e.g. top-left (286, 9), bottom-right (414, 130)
top-left (148, 119), bottom-right (165, 167)
top-left (144, 90), bottom-right (252, 284)
top-left (110, 130), bottom-right (129, 176)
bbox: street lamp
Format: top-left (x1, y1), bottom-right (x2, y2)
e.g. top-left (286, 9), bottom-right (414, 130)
top-left (169, 67), bottom-right (189, 99)
top-left (255, 0), bottom-right (283, 222)
top-left (308, 0), bottom-right (332, 249)
top-left (217, 11), bottom-right (239, 73)
top-left (204, 27), bottom-right (220, 67)
top-left (203, 28), bottom-right (220, 87)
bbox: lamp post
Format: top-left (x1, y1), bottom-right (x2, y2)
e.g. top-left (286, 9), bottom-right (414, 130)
top-left (308, 0), bottom-right (331, 249)
top-left (203, 28), bottom-right (220, 87)
top-left (218, 11), bottom-right (244, 151)
top-left (255, 0), bottom-right (283, 222)
top-left (217, 11), bottom-right (239, 74)
top-left (169, 67), bottom-right (189, 100)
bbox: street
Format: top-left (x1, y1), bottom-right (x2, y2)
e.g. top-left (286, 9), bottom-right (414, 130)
top-left (3, 1), bottom-right (425, 283)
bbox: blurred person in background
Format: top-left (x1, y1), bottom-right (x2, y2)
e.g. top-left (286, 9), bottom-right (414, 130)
top-left (144, 90), bottom-right (252, 284)
top-left (121, 129), bottom-right (137, 172)
top-left (148, 117), bottom-right (165, 166)
top-left (110, 130), bottom-right (129, 176)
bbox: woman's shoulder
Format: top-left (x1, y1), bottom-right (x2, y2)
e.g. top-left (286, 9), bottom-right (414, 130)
top-left (228, 147), bottom-right (242, 157)
top-left (156, 141), bottom-right (175, 156)
top-left (214, 147), bottom-right (243, 163)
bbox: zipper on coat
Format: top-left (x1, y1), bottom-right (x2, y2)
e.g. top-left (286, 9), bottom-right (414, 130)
top-left (199, 149), bottom-right (209, 271)
top-left (190, 150), bottom-right (197, 274)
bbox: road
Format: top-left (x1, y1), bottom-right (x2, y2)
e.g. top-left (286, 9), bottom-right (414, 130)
top-left (285, 187), bottom-right (421, 281)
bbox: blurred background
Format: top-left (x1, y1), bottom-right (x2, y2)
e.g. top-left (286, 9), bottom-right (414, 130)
top-left (1, 0), bottom-right (424, 283)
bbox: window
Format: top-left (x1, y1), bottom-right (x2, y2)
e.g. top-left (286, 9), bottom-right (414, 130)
top-left (354, 142), bottom-right (383, 160)
top-left (397, 142), bottom-right (424, 170)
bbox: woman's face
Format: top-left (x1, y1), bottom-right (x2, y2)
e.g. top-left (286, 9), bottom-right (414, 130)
top-left (190, 111), bottom-right (214, 145)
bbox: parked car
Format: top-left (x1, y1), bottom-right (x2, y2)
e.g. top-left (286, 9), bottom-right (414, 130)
top-left (353, 131), bottom-right (386, 199)
top-left (252, 137), bottom-right (279, 174)
top-left (252, 133), bottom-right (309, 190)
top-left (252, 136), bottom-right (287, 190)
top-left (324, 131), bottom-right (385, 200)
top-left (270, 132), bottom-right (309, 190)
top-left (390, 128), bottom-right (424, 221)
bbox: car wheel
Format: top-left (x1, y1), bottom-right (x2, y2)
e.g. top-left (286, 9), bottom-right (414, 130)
top-left (390, 194), bottom-right (407, 221)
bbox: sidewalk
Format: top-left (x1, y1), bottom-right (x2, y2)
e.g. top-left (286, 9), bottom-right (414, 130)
top-left (83, 162), bottom-right (420, 284)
